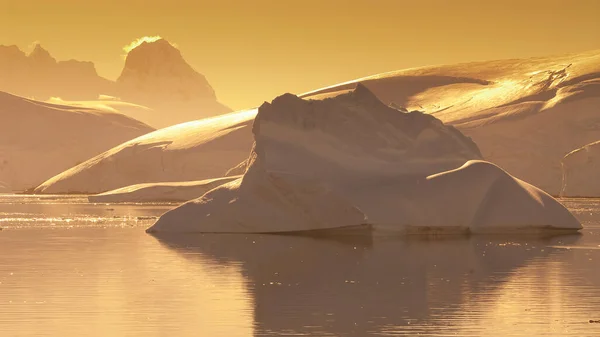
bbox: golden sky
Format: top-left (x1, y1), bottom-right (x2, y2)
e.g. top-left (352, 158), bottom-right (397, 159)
top-left (2, 0), bottom-right (600, 110)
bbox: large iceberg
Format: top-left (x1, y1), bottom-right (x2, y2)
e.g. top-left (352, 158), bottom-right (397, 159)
top-left (148, 86), bottom-right (580, 234)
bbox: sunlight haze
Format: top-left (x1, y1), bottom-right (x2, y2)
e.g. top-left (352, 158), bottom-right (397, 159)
top-left (2, 0), bottom-right (599, 109)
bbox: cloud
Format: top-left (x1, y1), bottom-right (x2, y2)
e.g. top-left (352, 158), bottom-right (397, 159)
top-left (123, 36), bottom-right (162, 54)
top-left (121, 36), bottom-right (178, 59)
top-left (27, 40), bottom-right (41, 53)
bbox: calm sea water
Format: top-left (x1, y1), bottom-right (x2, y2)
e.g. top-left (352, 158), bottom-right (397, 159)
top-left (0, 195), bottom-right (599, 336)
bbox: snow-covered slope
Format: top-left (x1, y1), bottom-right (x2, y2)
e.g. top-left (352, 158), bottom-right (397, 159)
top-left (145, 87), bottom-right (581, 234)
top-left (46, 97), bottom-right (156, 127)
top-left (0, 91), bottom-right (154, 192)
top-left (36, 49), bottom-right (600, 196)
top-left (88, 176), bottom-right (241, 203)
top-left (303, 49), bottom-right (600, 195)
top-left (560, 140), bottom-right (600, 197)
top-left (34, 109), bottom-right (257, 194)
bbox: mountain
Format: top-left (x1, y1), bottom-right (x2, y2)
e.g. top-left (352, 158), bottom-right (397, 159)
top-left (0, 40), bottom-right (231, 127)
top-left (117, 38), bottom-right (217, 103)
top-left (0, 91), bottom-right (154, 192)
top-left (301, 49), bottom-right (600, 195)
top-left (116, 38), bottom-right (231, 126)
top-left (0, 44), bottom-right (111, 100)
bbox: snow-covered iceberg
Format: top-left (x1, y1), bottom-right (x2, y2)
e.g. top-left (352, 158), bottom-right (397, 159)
top-left (88, 176), bottom-right (240, 203)
top-left (34, 109), bottom-right (256, 194)
top-left (148, 86), bottom-right (579, 234)
top-left (560, 140), bottom-right (600, 197)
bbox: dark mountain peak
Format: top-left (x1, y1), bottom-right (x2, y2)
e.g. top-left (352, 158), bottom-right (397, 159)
top-left (28, 44), bottom-right (57, 65)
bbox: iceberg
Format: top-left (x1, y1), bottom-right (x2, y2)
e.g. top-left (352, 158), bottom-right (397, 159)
top-left (148, 86), bottom-right (579, 234)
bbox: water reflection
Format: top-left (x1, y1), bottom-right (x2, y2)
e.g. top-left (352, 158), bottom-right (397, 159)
top-left (0, 227), bottom-right (254, 336)
top-left (2, 195), bottom-right (599, 336)
top-left (153, 233), bottom-right (585, 336)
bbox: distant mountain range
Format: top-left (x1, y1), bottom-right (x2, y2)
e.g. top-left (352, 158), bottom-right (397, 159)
top-left (0, 39), bottom-right (230, 127)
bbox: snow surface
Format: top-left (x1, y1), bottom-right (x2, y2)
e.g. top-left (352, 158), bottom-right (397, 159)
top-left (302, 49), bottom-right (600, 195)
top-left (88, 176), bottom-right (240, 203)
top-left (34, 109), bottom-right (257, 194)
top-left (560, 140), bottom-right (600, 197)
top-left (0, 91), bottom-right (154, 192)
top-left (38, 49), bottom-right (600, 196)
top-left (145, 87), bottom-right (581, 234)
top-left (45, 97), bottom-right (157, 127)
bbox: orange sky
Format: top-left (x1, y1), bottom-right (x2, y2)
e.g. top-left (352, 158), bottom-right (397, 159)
top-left (1, 0), bottom-right (600, 110)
